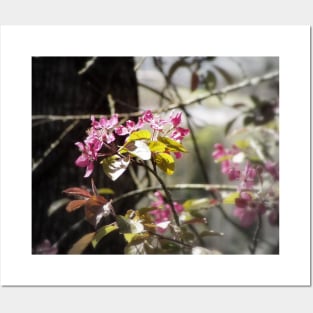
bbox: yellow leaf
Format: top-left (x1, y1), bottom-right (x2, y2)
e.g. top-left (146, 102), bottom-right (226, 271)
top-left (126, 130), bottom-right (151, 143)
top-left (223, 192), bottom-right (240, 204)
top-left (157, 136), bottom-right (187, 153)
top-left (148, 141), bottom-right (167, 153)
top-left (91, 223), bottom-right (118, 248)
top-left (154, 153), bottom-right (175, 175)
top-left (68, 232), bottom-right (95, 254)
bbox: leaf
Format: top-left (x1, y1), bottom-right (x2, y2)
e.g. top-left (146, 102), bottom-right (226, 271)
top-left (62, 187), bottom-right (92, 198)
top-left (234, 139), bottom-right (250, 150)
top-left (205, 71), bottom-right (217, 90)
top-left (116, 215), bottom-right (132, 233)
top-left (148, 141), bottom-right (167, 153)
top-left (91, 223), bottom-right (118, 248)
top-left (223, 192), bottom-right (240, 205)
top-left (154, 153), bottom-right (175, 175)
top-left (183, 198), bottom-right (211, 210)
top-left (200, 230), bottom-right (224, 237)
top-left (167, 58), bottom-right (189, 81)
top-left (243, 115), bottom-right (255, 126)
top-left (48, 198), bottom-right (70, 216)
top-left (68, 232), bottom-right (95, 254)
top-left (84, 196), bottom-right (111, 227)
top-left (124, 232), bottom-right (150, 245)
top-left (125, 140), bottom-right (151, 160)
top-left (101, 155), bottom-right (130, 181)
top-left (213, 64), bottom-right (234, 85)
top-left (225, 116), bottom-right (238, 135)
top-left (97, 188), bottom-right (115, 195)
top-left (157, 136), bottom-right (187, 153)
top-left (65, 199), bottom-right (87, 212)
top-left (190, 71), bottom-right (199, 91)
top-left (126, 130), bottom-right (151, 143)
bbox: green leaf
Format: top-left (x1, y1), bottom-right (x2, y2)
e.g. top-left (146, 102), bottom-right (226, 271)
top-left (68, 232), bottom-right (95, 254)
top-left (223, 192), bottom-right (240, 204)
top-left (137, 207), bottom-right (158, 214)
top-left (224, 116), bottom-right (238, 135)
top-left (91, 224), bottom-right (118, 248)
top-left (97, 188), bottom-right (115, 195)
top-left (148, 141), bottom-right (167, 153)
top-left (205, 71), bottom-right (217, 90)
top-left (125, 140), bottom-right (151, 160)
top-left (126, 130), bottom-right (151, 143)
top-left (234, 139), bottom-right (250, 150)
top-left (116, 215), bottom-right (132, 233)
top-left (154, 153), bottom-right (175, 175)
top-left (157, 136), bottom-right (187, 153)
top-left (213, 65), bottom-right (234, 85)
top-left (183, 198), bottom-right (211, 210)
top-left (124, 232), bottom-right (150, 245)
top-left (101, 155), bottom-right (130, 181)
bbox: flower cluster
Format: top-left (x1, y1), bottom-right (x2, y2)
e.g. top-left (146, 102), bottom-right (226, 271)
top-left (75, 110), bottom-right (189, 178)
top-left (212, 143), bottom-right (279, 227)
top-left (149, 191), bottom-right (184, 232)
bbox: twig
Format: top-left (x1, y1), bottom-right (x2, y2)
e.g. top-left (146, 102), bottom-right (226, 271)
top-left (249, 215), bottom-right (262, 254)
top-left (181, 106), bottom-right (210, 183)
top-left (139, 162), bottom-right (181, 227)
top-left (148, 231), bottom-right (193, 249)
top-left (32, 120), bottom-right (79, 172)
top-left (112, 183), bottom-right (256, 204)
top-left (134, 57), bottom-right (146, 71)
top-left (32, 71), bottom-right (279, 122)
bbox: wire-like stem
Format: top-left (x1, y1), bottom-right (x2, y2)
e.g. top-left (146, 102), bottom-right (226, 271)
top-left (148, 231), bottom-right (192, 249)
top-left (249, 215), bottom-right (262, 254)
top-left (136, 161), bottom-right (180, 227)
top-left (32, 71), bottom-right (279, 123)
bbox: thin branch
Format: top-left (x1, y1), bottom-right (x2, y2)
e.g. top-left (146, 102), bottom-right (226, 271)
top-left (249, 215), bottom-right (262, 254)
top-left (32, 70), bottom-right (279, 122)
top-left (137, 162), bottom-right (181, 227)
top-left (134, 57), bottom-right (146, 71)
top-left (32, 120), bottom-right (79, 172)
top-left (112, 183), bottom-right (256, 204)
top-left (181, 106), bottom-right (210, 183)
top-left (148, 231), bottom-right (193, 249)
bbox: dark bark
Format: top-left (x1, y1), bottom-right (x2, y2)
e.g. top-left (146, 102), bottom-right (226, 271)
top-left (32, 57), bottom-right (139, 253)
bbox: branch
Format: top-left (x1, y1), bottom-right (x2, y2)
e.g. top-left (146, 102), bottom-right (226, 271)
top-left (32, 70), bottom-right (279, 122)
top-left (32, 120), bottom-right (79, 172)
top-left (112, 183), bottom-right (256, 204)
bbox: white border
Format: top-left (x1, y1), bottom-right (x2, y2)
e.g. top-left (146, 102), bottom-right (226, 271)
top-left (0, 26), bottom-right (310, 286)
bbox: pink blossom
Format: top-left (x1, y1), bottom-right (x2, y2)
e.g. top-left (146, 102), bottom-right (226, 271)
top-left (170, 111), bottom-right (182, 127)
top-left (33, 239), bottom-right (58, 254)
top-left (143, 110), bottom-right (154, 123)
top-left (149, 191), bottom-right (184, 231)
top-left (240, 162), bottom-right (257, 189)
top-left (75, 138), bottom-right (102, 177)
top-left (170, 127), bottom-right (190, 141)
top-left (233, 192), bottom-right (266, 227)
top-left (265, 161), bottom-right (279, 181)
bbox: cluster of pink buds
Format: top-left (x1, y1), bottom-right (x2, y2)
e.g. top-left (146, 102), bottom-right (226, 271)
top-left (149, 191), bottom-right (184, 232)
top-left (75, 110), bottom-right (189, 177)
top-left (212, 143), bottom-right (279, 227)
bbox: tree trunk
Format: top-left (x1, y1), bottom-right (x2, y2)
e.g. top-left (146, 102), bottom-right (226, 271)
top-left (32, 57), bottom-right (139, 253)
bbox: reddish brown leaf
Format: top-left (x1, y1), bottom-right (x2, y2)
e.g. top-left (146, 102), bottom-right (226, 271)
top-left (190, 71), bottom-right (199, 92)
top-left (65, 199), bottom-right (87, 212)
top-left (84, 195), bottom-right (109, 227)
top-left (63, 187), bottom-right (92, 198)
